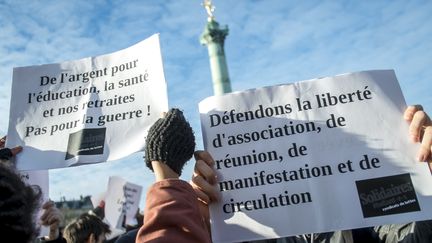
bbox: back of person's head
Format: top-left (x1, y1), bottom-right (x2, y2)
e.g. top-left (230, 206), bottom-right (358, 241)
top-left (0, 163), bottom-right (42, 243)
top-left (64, 213), bottom-right (111, 243)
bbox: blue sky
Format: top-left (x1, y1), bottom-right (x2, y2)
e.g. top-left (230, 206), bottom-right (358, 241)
top-left (1, 0), bottom-right (431, 208)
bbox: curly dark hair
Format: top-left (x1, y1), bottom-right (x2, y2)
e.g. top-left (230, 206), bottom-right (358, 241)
top-left (0, 163), bottom-right (42, 243)
top-left (64, 213), bottom-right (111, 243)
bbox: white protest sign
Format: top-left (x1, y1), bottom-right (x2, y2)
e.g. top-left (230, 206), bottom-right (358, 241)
top-left (104, 176), bottom-right (143, 229)
top-left (199, 70), bottom-right (432, 243)
top-left (7, 34), bottom-right (168, 170)
top-left (19, 170), bottom-right (50, 237)
top-left (91, 191), bottom-right (107, 209)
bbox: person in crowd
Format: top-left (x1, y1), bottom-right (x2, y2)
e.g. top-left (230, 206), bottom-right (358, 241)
top-left (63, 213), bottom-right (111, 243)
top-left (136, 108), bottom-right (211, 243)
top-left (0, 137), bottom-right (65, 243)
top-left (190, 105), bottom-right (432, 243)
top-left (0, 161), bottom-right (41, 243)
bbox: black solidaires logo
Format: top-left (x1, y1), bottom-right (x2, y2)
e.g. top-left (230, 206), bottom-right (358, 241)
top-left (65, 128), bottom-right (106, 160)
top-left (356, 173), bottom-right (420, 218)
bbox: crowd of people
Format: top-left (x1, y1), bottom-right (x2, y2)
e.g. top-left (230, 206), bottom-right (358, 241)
top-left (0, 105), bottom-right (431, 243)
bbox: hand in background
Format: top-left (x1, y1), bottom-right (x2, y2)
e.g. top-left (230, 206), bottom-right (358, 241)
top-left (40, 201), bottom-right (64, 241)
top-left (0, 136), bottom-right (22, 166)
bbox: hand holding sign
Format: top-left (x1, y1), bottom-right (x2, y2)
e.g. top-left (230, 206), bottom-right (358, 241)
top-left (404, 105), bottom-right (432, 163)
top-left (7, 34), bottom-right (168, 170)
top-left (0, 136), bottom-right (22, 165)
